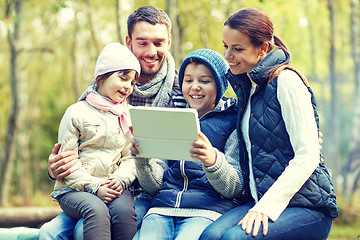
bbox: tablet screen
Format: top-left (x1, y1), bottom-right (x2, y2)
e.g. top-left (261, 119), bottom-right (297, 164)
top-left (129, 106), bottom-right (200, 161)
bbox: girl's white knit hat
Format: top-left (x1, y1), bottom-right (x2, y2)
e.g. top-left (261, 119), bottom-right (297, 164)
top-left (94, 43), bottom-right (141, 78)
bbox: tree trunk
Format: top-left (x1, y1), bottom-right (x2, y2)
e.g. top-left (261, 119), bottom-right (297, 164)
top-left (17, 69), bottom-right (33, 202)
top-left (0, 206), bottom-right (62, 228)
top-left (166, 0), bottom-right (183, 66)
top-left (351, 0), bottom-right (360, 94)
top-left (303, 0), bottom-right (320, 83)
top-left (116, 0), bottom-right (124, 45)
top-left (86, 0), bottom-right (100, 55)
top-left (71, 10), bottom-right (80, 100)
top-left (326, 0), bottom-right (340, 178)
top-left (0, 0), bottom-right (22, 207)
top-left (344, 0), bottom-right (360, 200)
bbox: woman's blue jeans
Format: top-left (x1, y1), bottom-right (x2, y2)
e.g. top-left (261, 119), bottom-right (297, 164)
top-left (133, 213), bottom-right (213, 240)
top-left (199, 202), bottom-right (333, 240)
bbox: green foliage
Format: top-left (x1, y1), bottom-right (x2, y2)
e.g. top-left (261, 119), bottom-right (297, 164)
top-left (326, 191), bottom-right (360, 239)
top-left (328, 224), bottom-right (360, 240)
top-left (0, 0), bottom-right (358, 214)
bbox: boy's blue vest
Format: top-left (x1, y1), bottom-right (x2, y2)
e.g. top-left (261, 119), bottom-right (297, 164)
top-left (150, 98), bottom-right (239, 214)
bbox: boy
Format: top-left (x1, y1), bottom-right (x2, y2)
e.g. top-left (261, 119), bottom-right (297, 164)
top-left (131, 49), bottom-right (244, 240)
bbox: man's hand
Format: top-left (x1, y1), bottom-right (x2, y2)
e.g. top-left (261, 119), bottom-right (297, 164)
top-left (48, 143), bottom-right (78, 180)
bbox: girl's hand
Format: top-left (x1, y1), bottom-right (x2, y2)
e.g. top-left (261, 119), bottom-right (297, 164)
top-left (190, 132), bottom-right (216, 167)
top-left (238, 211), bottom-right (269, 237)
top-left (96, 182), bottom-right (121, 203)
top-left (130, 138), bottom-right (140, 156)
top-left (104, 178), bottom-right (123, 194)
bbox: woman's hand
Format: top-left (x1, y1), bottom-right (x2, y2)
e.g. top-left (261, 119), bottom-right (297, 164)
top-left (190, 132), bottom-right (216, 167)
top-left (238, 211), bottom-right (269, 237)
top-left (130, 138), bottom-right (140, 156)
top-left (96, 180), bottom-right (122, 203)
top-left (318, 131), bottom-right (323, 151)
top-left (48, 143), bottom-right (79, 180)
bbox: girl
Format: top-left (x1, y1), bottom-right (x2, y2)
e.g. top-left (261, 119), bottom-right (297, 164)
top-left (51, 43), bottom-right (140, 240)
top-left (130, 49), bottom-right (244, 240)
top-left (199, 8), bottom-right (338, 240)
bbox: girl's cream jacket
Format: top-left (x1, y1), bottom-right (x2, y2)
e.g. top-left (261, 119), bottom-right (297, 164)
top-left (54, 100), bottom-right (136, 192)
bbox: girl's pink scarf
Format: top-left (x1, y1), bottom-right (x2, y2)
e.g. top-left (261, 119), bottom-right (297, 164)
top-left (85, 91), bottom-right (132, 135)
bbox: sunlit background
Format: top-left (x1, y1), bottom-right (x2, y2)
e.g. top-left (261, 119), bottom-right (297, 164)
top-left (0, 0), bottom-right (359, 238)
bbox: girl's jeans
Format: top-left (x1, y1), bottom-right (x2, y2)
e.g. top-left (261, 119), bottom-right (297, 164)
top-left (37, 192), bottom-right (150, 240)
top-left (199, 202), bottom-right (333, 240)
top-left (56, 190), bottom-right (136, 240)
top-left (133, 213), bottom-right (213, 240)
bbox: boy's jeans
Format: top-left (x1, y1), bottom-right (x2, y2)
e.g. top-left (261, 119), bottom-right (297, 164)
top-left (133, 214), bottom-right (213, 240)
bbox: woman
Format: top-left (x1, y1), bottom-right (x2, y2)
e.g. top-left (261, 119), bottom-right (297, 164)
top-left (199, 8), bottom-right (338, 240)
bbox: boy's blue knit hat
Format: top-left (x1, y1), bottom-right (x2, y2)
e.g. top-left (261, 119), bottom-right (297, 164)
top-left (178, 49), bottom-right (229, 105)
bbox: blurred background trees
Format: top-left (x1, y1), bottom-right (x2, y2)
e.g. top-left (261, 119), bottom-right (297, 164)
top-left (0, 0), bottom-right (359, 225)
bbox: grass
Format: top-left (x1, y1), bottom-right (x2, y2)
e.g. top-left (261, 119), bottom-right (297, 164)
top-left (328, 224), bottom-right (359, 240)
top-left (327, 193), bottom-right (360, 240)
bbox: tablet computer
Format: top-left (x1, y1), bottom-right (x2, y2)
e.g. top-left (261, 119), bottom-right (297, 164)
top-left (129, 106), bottom-right (200, 161)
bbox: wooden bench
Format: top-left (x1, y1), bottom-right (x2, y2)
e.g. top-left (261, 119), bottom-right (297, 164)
top-left (0, 206), bottom-right (62, 239)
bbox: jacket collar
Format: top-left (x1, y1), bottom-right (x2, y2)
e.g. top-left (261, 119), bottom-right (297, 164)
top-left (170, 93), bottom-right (236, 114)
top-left (248, 49), bottom-right (287, 88)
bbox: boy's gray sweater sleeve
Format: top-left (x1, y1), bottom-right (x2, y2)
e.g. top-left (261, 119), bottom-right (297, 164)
top-left (203, 130), bottom-right (244, 199)
top-left (134, 157), bottom-right (168, 195)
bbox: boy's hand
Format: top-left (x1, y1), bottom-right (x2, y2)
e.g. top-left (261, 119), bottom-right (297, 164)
top-left (48, 143), bottom-right (79, 180)
top-left (190, 132), bottom-right (216, 167)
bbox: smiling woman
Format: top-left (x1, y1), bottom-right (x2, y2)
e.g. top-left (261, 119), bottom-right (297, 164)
top-left (199, 7), bottom-right (338, 240)
top-left (222, 26), bottom-right (265, 75)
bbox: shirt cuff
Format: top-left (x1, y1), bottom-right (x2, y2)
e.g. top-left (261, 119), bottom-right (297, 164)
top-left (203, 148), bottom-right (223, 172)
top-left (48, 171), bottom-right (56, 181)
top-left (108, 177), bottom-right (126, 190)
top-left (85, 182), bottom-right (101, 194)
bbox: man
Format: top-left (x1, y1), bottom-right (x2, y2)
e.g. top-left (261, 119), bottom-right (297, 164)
top-left (38, 6), bottom-right (180, 240)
